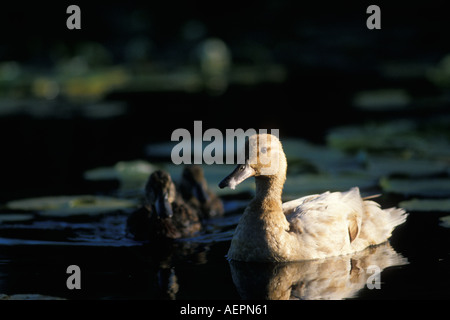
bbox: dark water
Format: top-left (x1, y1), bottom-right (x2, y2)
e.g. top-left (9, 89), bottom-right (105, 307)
top-left (1, 1), bottom-right (450, 301)
top-left (0, 184), bottom-right (448, 300)
top-left (1, 75), bottom-right (449, 300)
top-left (0, 209), bottom-right (239, 300)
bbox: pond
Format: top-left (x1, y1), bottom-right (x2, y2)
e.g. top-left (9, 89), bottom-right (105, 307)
top-left (0, 193), bottom-right (448, 300)
top-left (0, 119), bottom-right (449, 300)
top-left (1, 2), bottom-right (450, 300)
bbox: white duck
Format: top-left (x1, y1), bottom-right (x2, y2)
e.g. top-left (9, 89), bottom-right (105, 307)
top-left (229, 242), bottom-right (408, 299)
top-left (219, 133), bottom-right (408, 262)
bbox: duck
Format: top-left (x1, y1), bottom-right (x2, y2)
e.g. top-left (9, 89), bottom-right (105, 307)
top-left (218, 133), bottom-right (408, 262)
top-left (127, 170), bottom-right (201, 241)
top-left (229, 242), bottom-right (407, 299)
top-left (178, 165), bottom-right (224, 219)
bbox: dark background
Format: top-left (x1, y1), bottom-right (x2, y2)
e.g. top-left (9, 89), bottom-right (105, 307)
top-left (1, 0), bottom-right (449, 201)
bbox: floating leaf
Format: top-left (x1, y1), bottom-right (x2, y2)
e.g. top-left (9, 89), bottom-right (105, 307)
top-left (84, 159), bottom-right (158, 193)
top-left (62, 66), bottom-right (130, 101)
top-left (380, 177), bottom-right (450, 197)
top-left (145, 141), bottom-right (179, 159)
top-left (283, 173), bottom-right (377, 200)
top-left (326, 120), bottom-right (416, 153)
top-left (80, 101), bottom-right (127, 119)
top-left (145, 138), bottom-right (229, 161)
top-left (282, 138), bottom-right (363, 174)
top-left (439, 216), bottom-right (450, 228)
top-left (380, 61), bottom-right (430, 80)
top-left (0, 213), bottom-right (35, 223)
top-left (327, 120), bottom-right (450, 160)
top-left (426, 54), bottom-right (450, 88)
top-left (84, 159), bottom-right (157, 181)
top-left (6, 195), bottom-right (138, 217)
top-left (399, 198), bottom-right (450, 212)
top-left (367, 156), bottom-right (448, 178)
top-left (352, 89), bottom-right (411, 110)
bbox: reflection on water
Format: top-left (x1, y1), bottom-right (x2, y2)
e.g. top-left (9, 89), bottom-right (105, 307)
top-left (229, 242), bottom-right (407, 300)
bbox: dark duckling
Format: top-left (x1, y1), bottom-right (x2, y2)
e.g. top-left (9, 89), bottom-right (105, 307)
top-left (179, 165), bottom-right (224, 219)
top-left (127, 170), bottom-right (201, 241)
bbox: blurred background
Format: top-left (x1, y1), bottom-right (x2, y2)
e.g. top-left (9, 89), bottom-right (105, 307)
top-left (0, 0), bottom-right (450, 300)
top-left (1, 0), bottom-right (449, 201)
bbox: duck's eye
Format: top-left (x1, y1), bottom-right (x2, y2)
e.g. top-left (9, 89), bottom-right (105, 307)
top-left (260, 147), bottom-right (267, 154)
top-left (239, 164), bottom-right (245, 171)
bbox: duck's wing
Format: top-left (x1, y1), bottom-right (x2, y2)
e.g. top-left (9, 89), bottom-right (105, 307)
top-left (286, 188), bottom-right (364, 244)
top-left (282, 193), bottom-right (328, 216)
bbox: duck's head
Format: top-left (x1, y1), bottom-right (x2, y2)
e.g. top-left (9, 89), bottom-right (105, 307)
top-left (181, 165), bottom-right (210, 203)
top-left (144, 170), bottom-right (176, 218)
top-left (219, 133), bottom-right (287, 190)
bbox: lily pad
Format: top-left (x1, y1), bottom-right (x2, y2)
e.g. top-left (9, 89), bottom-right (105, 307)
top-left (145, 138), bottom-right (227, 160)
top-left (84, 159), bottom-right (158, 192)
top-left (283, 173), bottom-right (377, 200)
top-left (399, 198), bottom-right (450, 212)
top-left (6, 195), bottom-right (138, 217)
top-left (352, 89), bottom-right (411, 110)
top-left (380, 177), bottom-right (450, 197)
top-left (145, 141), bottom-right (180, 159)
top-left (0, 213), bottom-right (35, 223)
top-left (327, 120), bottom-right (450, 160)
top-left (381, 61), bottom-right (430, 80)
top-left (426, 54), bottom-right (450, 88)
top-left (282, 138), bottom-right (363, 174)
top-left (84, 159), bottom-right (157, 180)
top-left (326, 120), bottom-right (416, 153)
top-left (439, 216), bottom-right (450, 228)
top-left (367, 156), bottom-right (448, 178)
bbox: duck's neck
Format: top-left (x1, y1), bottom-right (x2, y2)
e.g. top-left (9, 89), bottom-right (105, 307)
top-left (252, 172), bottom-right (285, 213)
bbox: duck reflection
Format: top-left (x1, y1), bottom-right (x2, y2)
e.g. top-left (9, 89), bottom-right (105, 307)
top-left (229, 242), bottom-right (407, 300)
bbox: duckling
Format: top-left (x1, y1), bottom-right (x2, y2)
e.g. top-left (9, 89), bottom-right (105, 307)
top-left (219, 133), bottom-right (408, 262)
top-left (127, 170), bottom-right (201, 241)
top-left (179, 165), bottom-right (224, 219)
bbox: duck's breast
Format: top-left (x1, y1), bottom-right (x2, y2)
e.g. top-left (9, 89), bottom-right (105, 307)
top-left (228, 207), bottom-right (292, 262)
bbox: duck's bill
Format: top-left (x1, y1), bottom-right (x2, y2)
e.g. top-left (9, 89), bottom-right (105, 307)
top-left (219, 162), bottom-right (255, 190)
top-left (155, 191), bottom-right (173, 218)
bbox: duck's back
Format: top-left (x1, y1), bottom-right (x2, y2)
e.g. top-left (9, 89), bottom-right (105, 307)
top-left (171, 201), bottom-right (202, 237)
top-left (286, 187), bottom-right (407, 259)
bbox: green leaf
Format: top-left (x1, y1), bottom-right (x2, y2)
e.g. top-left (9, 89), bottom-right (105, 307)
top-left (84, 159), bottom-right (159, 195)
top-left (367, 156), bottom-right (448, 178)
top-left (380, 177), bottom-right (450, 197)
top-left (352, 89), bottom-right (411, 110)
top-left (399, 198), bottom-right (450, 212)
top-left (326, 120), bottom-right (416, 153)
top-left (0, 213), bottom-right (35, 223)
top-left (439, 216), bottom-right (450, 228)
top-left (6, 195), bottom-right (138, 217)
top-left (327, 119), bottom-right (450, 161)
top-left (283, 173), bottom-right (376, 200)
top-left (282, 138), bottom-right (362, 174)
